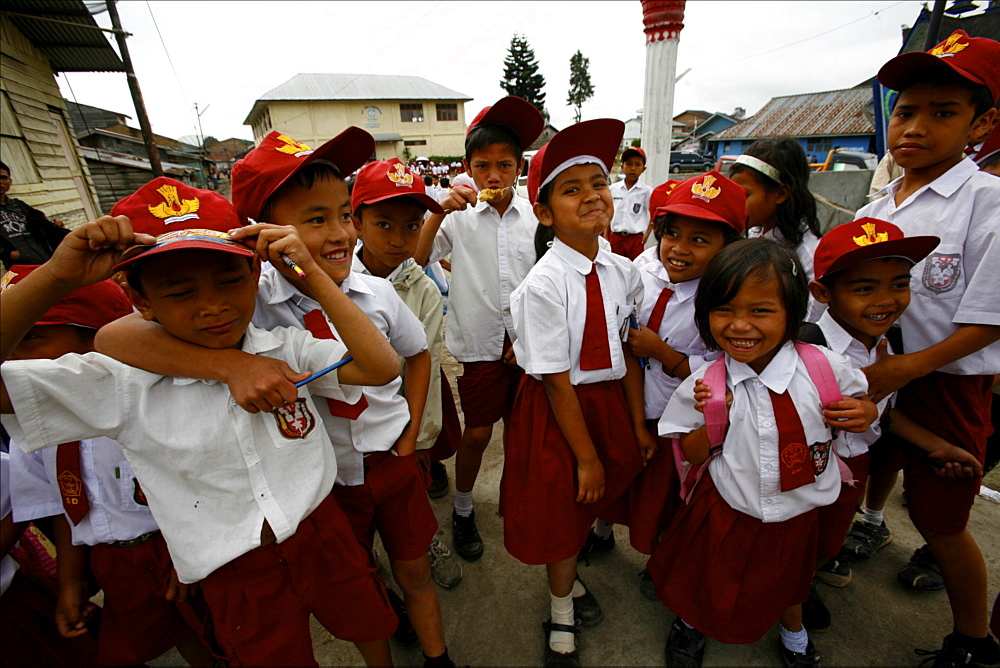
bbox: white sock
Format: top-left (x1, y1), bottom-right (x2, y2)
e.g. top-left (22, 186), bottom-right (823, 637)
top-left (861, 506), bottom-right (884, 527)
top-left (548, 591), bottom-right (576, 653)
top-left (593, 519), bottom-right (614, 540)
top-left (780, 625), bottom-right (809, 654)
top-left (454, 491), bottom-right (473, 518)
top-left (571, 578), bottom-right (587, 598)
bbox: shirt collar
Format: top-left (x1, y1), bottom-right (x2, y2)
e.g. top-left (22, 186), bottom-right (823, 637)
top-left (645, 260), bottom-right (696, 301)
top-left (352, 247), bottom-right (413, 283)
top-left (870, 157), bottom-right (978, 202)
top-left (726, 339), bottom-right (797, 393)
top-left (817, 309), bottom-right (883, 358)
top-left (550, 237), bottom-right (617, 275)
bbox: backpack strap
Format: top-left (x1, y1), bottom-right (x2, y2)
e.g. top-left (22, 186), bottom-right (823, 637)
top-left (796, 322), bottom-right (828, 348)
top-left (672, 356), bottom-right (729, 502)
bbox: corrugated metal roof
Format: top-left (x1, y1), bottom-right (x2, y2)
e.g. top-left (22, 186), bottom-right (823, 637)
top-left (4, 0), bottom-right (124, 72)
top-left (80, 146), bottom-right (193, 174)
top-left (712, 87), bottom-right (873, 141)
top-left (245, 73), bottom-right (471, 125)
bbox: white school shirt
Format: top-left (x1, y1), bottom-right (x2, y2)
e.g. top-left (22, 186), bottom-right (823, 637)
top-left (634, 247), bottom-right (719, 420)
top-left (814, 310), bottom-right (888, 459)
top-left (747, 222), bottom-right (824, 322)
top-left (1, 325), bottom-right (358, 583)
top-left (428, 194), bottom-right (537, 362)
top-left (659, 340), bottom-right (868, 523)
top-left (1, 451), bottom-right (17, 596)
top-left (857, 159), bottom-right (1000, 376)
top-left (512, 237), bottom-right (643, 385)
top-left (9, 436), bottom-right (160, 546)
top-left (610, 180), bottom-right (652, 235)
top-left (253, 264), bottom-right (427, 486)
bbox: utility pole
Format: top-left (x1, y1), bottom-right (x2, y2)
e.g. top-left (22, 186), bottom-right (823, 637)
top-left (923, 0), bottom-right (947, 50)
top-left (106, 0), bottom-right (163, 176)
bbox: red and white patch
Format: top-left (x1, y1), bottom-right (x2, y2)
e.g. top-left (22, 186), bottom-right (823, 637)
top-left (922, 252), bottom-right (962, 294)
top-left (274, 398), bottom-right (317, 439)
top-left (810, 440), bottom-right (831, 476)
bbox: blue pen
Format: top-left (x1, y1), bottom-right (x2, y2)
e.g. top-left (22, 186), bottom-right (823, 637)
top-left (628, 314), bottom-right (649, 369)
top-left (295, 355), bottom-right (354, 388)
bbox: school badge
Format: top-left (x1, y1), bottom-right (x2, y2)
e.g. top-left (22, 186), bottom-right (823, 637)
top-left (275, 135), bottom-right (314, 158)
top-left (810, 440), bottom-right (831, 476)
top-left (57, 470), bottom-right (84, 504)
top-left (781, 442), bottom-right (809, 473)
top-left (930, 32), bottom-right (969, 58)
top-left (274, 398), bottom-right (317, 439)
top-left (691, 175), bottom-right (721, 203)
top-left (387, 162), bottom-right (414, 188)
top-left (922, 252), bottom-right (961, 294)
top-left (148, 184), bottom-right (201, 225)
top-left (633, 202), bottom-right (642, 214)
top-left (852, 221), bottom-right (889, 247)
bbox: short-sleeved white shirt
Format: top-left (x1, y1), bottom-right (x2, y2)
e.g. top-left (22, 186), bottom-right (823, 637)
top-left (658, 341), bottom-right (868, 522)
top-left (9, 436), bottom-right (160, 546)
top-left (748, 222), bottom-right (823, 322)
top-left (856, 159), bottom-right (1000, 375)
top-left (428, 195), bottom-right (537, 362)
top-left (253, 264), bottom-right (427, 485)
top-left (634, 247), bottom-right (719, 420)
top-left (512, 238), bottom-right (643, 385)
top-left (1, 325), bottom-right (357, 583)
top-left (610, 180), bottom-right (652, 235)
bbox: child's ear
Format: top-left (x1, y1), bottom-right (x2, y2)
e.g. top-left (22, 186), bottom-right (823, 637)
top-left (775, 184), bottom-right (791, 206)
top-left (351, 213), bottom-right (363, 235)
top-left (533, 201), bottom-right (554, 227)
top-left (969, 107), bottom-right (997, 145)
top-left (809, 279), bottom-right (832, 304)
top-left (123, 284), bottom-right (157, 322)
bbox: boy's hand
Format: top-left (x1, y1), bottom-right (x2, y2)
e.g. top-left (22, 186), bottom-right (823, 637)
top-left (626, 323), bottom-right (671, 362)
top-left (220, 354), bottom-right (311, 413)
top-left (862, 342), bottom-right (917, 403)
top-left (635, 424), bottom-right (658, 464)
top-left (502, 345), bottom-right (518, 367)
top-left (927, 444), bottom-right (983, 479)
top-left (45, 216), bottom-right (155, 289)
top-left (229, 223), bottom-right (320, 282)
top-left (693, 379), bottom-right (732, 414)
top-left (576, 458), bottom-right (605, 504)
top-left (55, 580), bottom-right (98, 638)
top-left (392, 425), bottom-right (419, 458)
top-left (165, 566), bottom-right (199, 603)
top-left (439, 186), bottom-right (477, 214)
top-left (822, 396), bottom-right (876, 433)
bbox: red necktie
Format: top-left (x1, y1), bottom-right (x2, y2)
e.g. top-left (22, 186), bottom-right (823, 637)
top-left (580, 263), bottom-right (613, 371)
top-left (302, 309), bottom-right (369, 419)
top-left (767, 390), bottom-right (815, 492)
top-left (56, 442), bottom-right (89, 525)
top-left (645, 287), bottom-right (674, 334)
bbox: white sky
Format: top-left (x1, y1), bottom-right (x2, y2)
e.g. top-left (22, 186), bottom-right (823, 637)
top-left (56, 1), bottom-right (929, 144)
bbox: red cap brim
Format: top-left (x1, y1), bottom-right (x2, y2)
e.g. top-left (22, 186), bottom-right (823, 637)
top-left (355, 191), bottom-right (444, 215)
top-left (113, 236), bottom-right (256, 272)
top-left (819, 236), bottom-right (940, 280)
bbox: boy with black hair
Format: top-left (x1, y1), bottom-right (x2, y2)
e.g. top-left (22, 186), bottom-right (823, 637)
top-left (607, 147), bottom-right (651, 260)
top-left (857, 30), bottom-right (1000, 664)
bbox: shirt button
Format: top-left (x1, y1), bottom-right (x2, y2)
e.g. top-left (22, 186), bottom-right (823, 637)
top-left (754, 380), bottom-right (764, 387)
top-left (500, 250), bottom-right (505, 255)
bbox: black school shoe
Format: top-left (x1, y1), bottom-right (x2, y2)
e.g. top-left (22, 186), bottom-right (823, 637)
top-left (451, 509), bottom-right (484, 561)
top-left (779, 638), bottom-right (823, 666)
top-left (542, 619), bottom-right (581, 667)
top-left (916, 633), bottom-right (1000, 667)
top-left (665, 617), bottom-right (707, 667)
top-left (802, 582), bottom-right (831, 631)
top-left (387, 588), bottom-right (418, 645)
top-left (427, 461), bottom-right (449, 499)
top-left (898, 544), bottom-right (945, 591)
top-left (572, 577), bottom-right (603, 627)
top-left (577, 527), bottom-right (615, 565)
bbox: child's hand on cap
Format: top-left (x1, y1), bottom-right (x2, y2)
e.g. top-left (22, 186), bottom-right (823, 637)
top-left (439, 185), bottom-right (478, 214)
top-left (47, 215), bottom-right (154, 289)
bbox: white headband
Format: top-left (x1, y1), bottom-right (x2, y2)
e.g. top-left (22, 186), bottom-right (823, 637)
top-left (734, 154), bottom-right (782, 183)
top-left (540, 155), bottom-right (608, 192)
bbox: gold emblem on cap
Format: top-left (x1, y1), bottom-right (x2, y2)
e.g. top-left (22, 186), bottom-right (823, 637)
top-left (148, 184), bottom-right (201, 224)
top-left (0, 269), bottom-right (16, 291)
top-left (387, 162), bottom-right (414, 188)
top-left (275, 135), bottom-right (314, 158)
top-left (930, 32), bottom-right (969, 58)
top-left (853, 221), bottom-right (890, 247)
top-left (691, 174), bottom-right (721, 202)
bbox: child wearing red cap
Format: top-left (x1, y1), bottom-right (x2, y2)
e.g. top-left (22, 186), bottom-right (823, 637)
top-left (0, 181), bottom-right (401, 666)
top-left (2, 266), bottom-right (218, 666)
top-left (504, 119), bottom-right (653, 666)
top-left (854, 29), bottom-right (1000, 663)
top-left (607, 147), bottom-right (652, 260)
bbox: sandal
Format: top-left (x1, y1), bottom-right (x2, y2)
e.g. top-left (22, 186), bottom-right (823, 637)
top-left (542, 619), bottom-right (581, 667)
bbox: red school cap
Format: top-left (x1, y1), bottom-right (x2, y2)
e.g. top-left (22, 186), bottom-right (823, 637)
top-left (351, 158), bottom-right (444, 214)
top-left (813, 217), bottom-right (939, 281)
top-left (527, 119), bottom-right (625, 204)
top-left (621, 147), bottom-right (647, 163)
top-left (1, 265), bottom-right (132, 329)
top-left (467, 96), bottom-right (545, 149)
top-left (231, 128), bottom-right (375, 224)
top-left (657, 171), bottom-right (746, 233)
top-left (648, 180), bottom-right (680, 222)
top-left (878, 30), bottom-right (1000, 102)
top-left (110, 177), bottom-right (255, 271)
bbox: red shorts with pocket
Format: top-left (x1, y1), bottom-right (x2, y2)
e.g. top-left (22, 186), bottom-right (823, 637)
top-left (332, 451), bottom-right (439, 562)
top-left (89, 532), bottom-right (209, 665)
top-left (608, 232), bottom-right (645, 261)
top-left (817, 453), bottom-right (871, 558)
top-left (893, 372), bottom-right (993, 535)
top-left (199, 494), bottom-right (395, 666)
top-left (457, 334), bottom-right (523, 428)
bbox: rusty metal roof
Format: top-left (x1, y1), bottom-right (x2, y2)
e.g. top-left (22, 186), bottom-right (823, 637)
top-left (712, 87), bottom-right (874, 141)
top-left (3, 0), bottom-right (124, 72)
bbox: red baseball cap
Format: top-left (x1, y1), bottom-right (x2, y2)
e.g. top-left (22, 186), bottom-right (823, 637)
top-left (527, 119), bottom-right (624, 204)
top-left (621, 147), bottom-right (647, 163)
top-left (878, 30), bottom-right (1000, 102)
top-left (231, 128), bottom-right (375, 224)
top-left (467, 96), bottom-right (545, 150)
top-left (1, 265), bottom-right (132, 329)
top-left (110, 177), bottom-right (255, 271)
top-left (352, 158), bottom-right (444, 214)
top-left (658, 171), bottom-right (747, 233)
top-left (648, 179), bottom-right (680, 222)
top-left (813, 217), bottom-right (939, 281)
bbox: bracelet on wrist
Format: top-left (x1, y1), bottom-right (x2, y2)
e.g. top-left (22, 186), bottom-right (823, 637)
top-left (666, 353), bottom-right (689, 377)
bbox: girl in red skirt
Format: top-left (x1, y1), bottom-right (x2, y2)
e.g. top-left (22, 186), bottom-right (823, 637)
top-left (502, 119), bottom-right (655, 667)
top-left (648, 239), bottom-right (877, 666)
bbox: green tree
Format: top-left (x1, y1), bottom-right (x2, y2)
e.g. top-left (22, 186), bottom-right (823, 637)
top-left (500, 34), bottom-right (547, 120)
top-left (566, 50), bottom-right (594, 124)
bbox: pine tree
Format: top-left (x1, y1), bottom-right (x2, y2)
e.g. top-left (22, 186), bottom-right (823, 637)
top-left (500, 34), bottom-right (547, 120)
top-left (566, 50), bottom-right (595, 124)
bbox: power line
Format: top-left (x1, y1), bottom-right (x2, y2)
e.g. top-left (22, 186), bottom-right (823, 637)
top-left (144, 1), bottom-right (191, 105)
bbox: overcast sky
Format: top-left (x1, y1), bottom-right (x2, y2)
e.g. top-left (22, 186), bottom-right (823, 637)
top-left (56, 1), bottom-right (930, 144)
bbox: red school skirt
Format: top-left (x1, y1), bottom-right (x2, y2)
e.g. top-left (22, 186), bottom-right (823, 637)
top-left (500, 375), bottom-right (644, 565)
top-left (626, 428), bottom-right (681, 556)
top-left (646, 473), bottom-right (819, 644)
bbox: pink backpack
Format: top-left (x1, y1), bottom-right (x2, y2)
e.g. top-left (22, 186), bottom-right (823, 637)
top-left (672, 341), bottom-right (857, 502)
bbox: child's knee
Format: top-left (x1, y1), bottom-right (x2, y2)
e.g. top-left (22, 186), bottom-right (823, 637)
top-left (390, 555), bottom-right (434, 591)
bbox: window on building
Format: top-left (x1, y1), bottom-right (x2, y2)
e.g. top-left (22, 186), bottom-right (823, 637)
top-left (436, 103), bottom-right (458, 122)
top-left (806, 139), bottom-right (833, 156)
top-left (252, 108), bottom-right (272, 142)
top-left (0, 91), bottom-right (41, 184)
top-left (404, 139), bottom-right (427, 147)
top-left (400, 104), bottom-right (424, 123)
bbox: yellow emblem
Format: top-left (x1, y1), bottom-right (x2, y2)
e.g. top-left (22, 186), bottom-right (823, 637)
top-left (691, 174), bottom-right (721, 202)
top-left (387, 162), bottom-right (414, 187)
top-left (0, 270), bottom-right (17, 292)
top-left (853, 221), bottom-right (890, 247)
top-left (930, 32), bottom-right (969, 58)
top-left (275, 134), bottom-right (314, 158)
top-left (148, 184), bottom-right (201, 224)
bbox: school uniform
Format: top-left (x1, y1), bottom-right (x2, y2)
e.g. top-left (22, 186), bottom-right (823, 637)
top-left (1, 324), bottom-right (396, 665)
top-left (428, 194), bottom-right (536, 426)
top-left (648, 341), bottom-right (867, 644)
top-left (609, 180), bottom-right (652, 260)
top-left (857, 158), bottom-right (1000, 534)
top-left (253, 263), bottom-right (438, 561)
top-left (502, 238), bottom-right (645, 565)
top-left (748, 223), bottom-right (823, 321)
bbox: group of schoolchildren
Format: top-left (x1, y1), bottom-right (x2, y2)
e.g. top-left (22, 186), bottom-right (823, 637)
top-left (0, 29), bottom-right (998, 668)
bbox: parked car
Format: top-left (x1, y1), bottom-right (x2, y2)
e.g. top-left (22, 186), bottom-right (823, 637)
top-left (715, 154), bottom-right (739, 176)
top-left (669, 151), bottom-right (713, 173)
top-left (515, 149), bottom-right (538, 199)
top-left (810, 149), bottom-right (878, 172)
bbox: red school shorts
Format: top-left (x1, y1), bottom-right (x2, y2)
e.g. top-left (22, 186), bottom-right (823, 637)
top-left (332, 451), bottom-right (439, 562)
top-left (457, 334), bottom-right (523, 428)
top-left (199, 494), bottom-right (395, 667)
top-left (816, 452), bottom-right (871, 559)
top-left (608, 232), bottom-right (645, 261)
